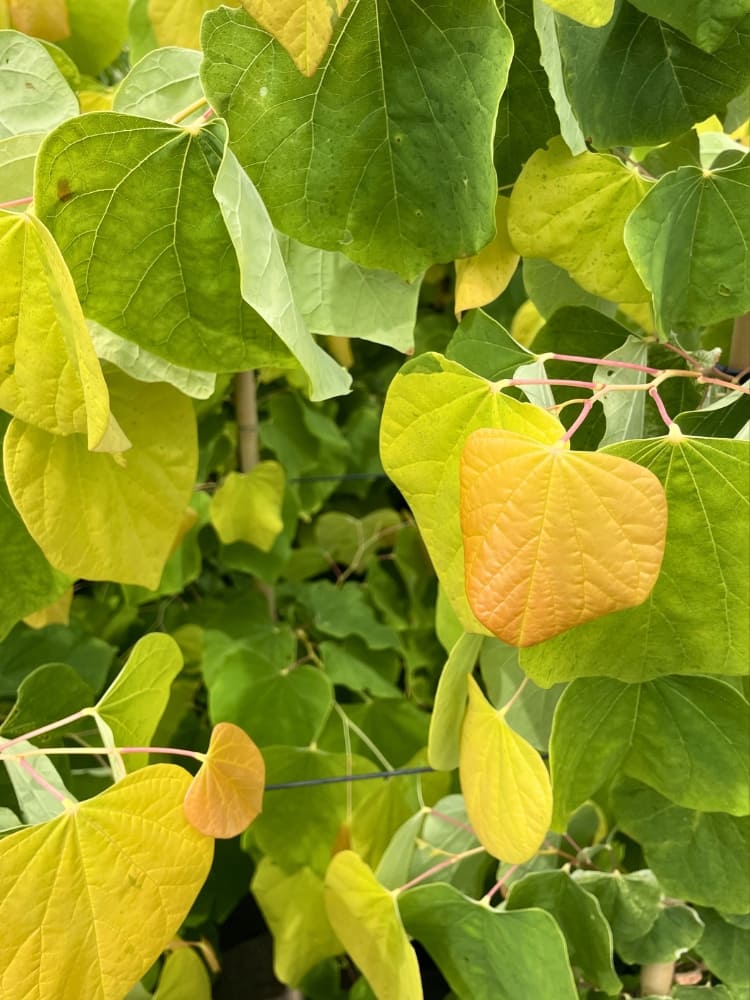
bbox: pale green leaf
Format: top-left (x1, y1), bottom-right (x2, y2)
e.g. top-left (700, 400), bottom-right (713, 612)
top-left (532, 0), bottom-right (587, 155)
top-left (3, 738), bottom-right (76, 825)
top-left (0, 764), bottom-right (213, 999)
top-left (427, 633), bottom-right (484, 771)
top-left (114, 47), bottom-right (204, 121)
top-left (0, 132), bottom-right (44, 207)
top-left (210, 463), bottom-right (285, 551)
top-left (522, 435), bottom-right (750, 683)
top-left (201, 1), bottom-right (512, 278)
top-left (594, 336), bottom-right (649, 445)
top-left (4, 368), bottom-right (197, 589)
top-left (624, 156), bottom-right (750, 336)
top-left (0, 31), bottom-right (78, 139)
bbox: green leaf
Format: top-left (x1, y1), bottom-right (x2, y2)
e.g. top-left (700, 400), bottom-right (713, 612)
top-left (522, 258), bottom-right (617, 320)
top-left (278, 235), bottom-right (420, 352)
top-left (521, 435), bottom-right (750, 684)
top-left (624, 156), bottom-right (750, 336)
top-left (532, 0), bottom-right (587, 155)
top-left (152, 948), bottom-right (211, 1000)
top-left (212, 136), bottom-right (351, 400)
top-left (615, 903), bottom-right (704, 965)
top-left (4, 368), bottom-right (198, 589)
top-left (428, 632), bottom-right (484, 771)
top-left (3, 738), bottom-right (76, 824)
top-left (505, 870), bottom-right (621, 994)
top-left (399, 882), bottom-right (578, 1000)
top-left (201, 2), bottom-right (512, 279)
top-left (555, 2), bottom-right (750, 147)
top-left (113, 46), bottom-right (204, 121)
top-left (405, 795), bottom-right (490, 898)
top-left (550, 676), bottom-right (750, 827)
top-left (319, 639), bottom-right (401, 699)
top-left (0, 764), bottom-right (213, 999)
top-left (0, 132), bottom-right (44, 205)
top-left (295, 581), bottom-right (401, 651)
top-left (612, 778), bottom-right (750, 913)
top-left (252, 858), bottom-right (341, 987)
top-left (571, 869), bottom-right (662, 943)
top-left (594, 337), bottom-right (649, 446)
top-left (380, 353), bottom-right (562, 630)
top-left (0, 31), bottom-right (78, 139)
top-left (628, 0), bottom-right (750, 52)
top-left (540, 0), bottom-right (615, 26)
top-left (0, 624), bottom-right (116, 700)
top-left (676, 391), bottom-right (750, 440)
top-left (696, 907), bottom-right (750, 988)
top-left (0, 663), bottom-right (93, 742)
top-left (35, 114), bottom-right (295, 377)
top-left (210, 463), bottom-right (285, 551)
top-left (57, 0), bottom-right (129, 76)
top-left (445, 310), bottom-right (533, 381)
top-left (314, 509), bottom-right (401, 574)
top-left (507, 138), bottom-right (649, 303)
top-left (94, 633), bottom-right (184, 771)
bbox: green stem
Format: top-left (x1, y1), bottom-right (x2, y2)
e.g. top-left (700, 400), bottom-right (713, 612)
top-left (169, 96), bottom-right (208, 125)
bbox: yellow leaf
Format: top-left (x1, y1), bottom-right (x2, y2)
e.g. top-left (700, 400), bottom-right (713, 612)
top-left (324, 850), bottom-right (423, 1000)
top-left (460, 676), bottom-right (552, 863)
top-left (184, 722), bottom-right (265, 838)
top-left (210, 461), bottom-right (285, 551)
top-left (461, 428), bottom-right (667, 646)
top-left (240, 0), bottom-right (349, 76)
top-left (3, 368), bottom-right (197, 588)
top-left (455, 196), bottom-right (519, 315)
top-left (0, 212), bottom-right (128, 452)
top-left (539, 0), bottom-right (614, 27)
top-left (510, 299), bottom-right (544, 347)
top-left (79, 89), bottom-right (114, 113)
top-left (148, 0), bottom-right (240, 49)
top-left (22, 586), bottom-right (73, 628)
top-left (9, 0), bottom-right (70, 40)
top-left (0, 765), bottom-right (213, 1000)
top-left (252, 857), bottom-right (341, 986)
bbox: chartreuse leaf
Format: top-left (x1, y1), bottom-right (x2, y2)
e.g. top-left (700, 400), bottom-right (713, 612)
top-left (252, 859), bottom-right (340, 988)
top-left (380, 354), bottom-right (562, 631)
top-left (151, 948), bottom-right (211, 1000)
top-left (324, 850), bottom-right (423, 1000)
top-left (184, 722), bottom-right (265, 838)
top-left (521, 435), bottom-right (750, 683)
top-left (210, 463), bottom-right (285, 551)
top-left (147, 0), bottom-right (237, 49)
top-left (399, 882), bottom-right (578, 1000)
top-left (4, 368), bottom-right (197, 589)
top-left (539, 0), bottom-right (614, 26)
top-left (612, 778), bottom-right (750, 913)
top-left (549, 676), bottom-right (750, 827)
top-left (0, 213), bottom-right (128, 451)
top-left (555, 3), bottom-right (750, 147)
top-left (35, 115), bottom-right (296, 379)
top-left (58, 0), bottom-right (129, 76)
top-left (461, 428), bottom-right (666, 647)
top-left (0, 31), bottom-right (78, 139)
top-left (212, 134), bottom-right (351, 400)
top-left (428, 633), bottom-right (484, 771)
top-left (0, 764), bottom-right (213, 999)
top-left (93, 633), bottom-right (183, 771)
top-left (624, 156), bottom-right (750, 336)
top-left (455, 198), bottom-right (519, 315)
top-left (113, 47), bottom-right (204, 121)
top-left (0, 663), bottom-right (93, 742)
top-left (201, 2), bottom-right (512, 278)
top-left (508, 138), bottom-right (649, 303)
top-left (505, 870), bottom-right (621, 994)
top-left (460, 677), bottom-right (552, 863)
top-left (241, 0), bottom-right (348, 76)
top-left (628, 0), bottom-right (750, 52)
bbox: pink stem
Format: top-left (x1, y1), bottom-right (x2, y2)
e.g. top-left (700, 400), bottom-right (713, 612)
top-left (18, 758), bottom-right (67, 805)
top-left (0, 196), bottom-right (33, 210)
top-left (201, 107), bottom-right (215, 121)
top-left (397, 847), bottom-right (486, 893)
top-left (510, 378), bottom-right (598, 390)
top-left (649, 386), bottom-right (673, 427)
top-left (118, 746), bottom-right (203, 760)
top-left (484, 864), bottom-right (520, 902)
top-left (429, 809), bottom-right (475, 835)
top-left (548, 352), bottom-right (661, 376)
top-left (560, 398), bottom-right (595, 443)
top-left (0, 709), bottom-right (90, 753)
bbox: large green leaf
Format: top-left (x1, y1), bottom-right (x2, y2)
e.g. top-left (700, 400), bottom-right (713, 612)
top-left (399, 882), bottom-right (578, 1000)
top-left (200, 2), bottom-right (512, 279)
top-left (507, 138), bottom-right (649, 303)
top-left (505, 870), bottom-right (621, 994)
top-left (555, 2), bottom-right (750, 147)
top-left (612, 778), bottom-right (750, 913)
top-left (624, 155), bottom-right (750, 336)
top-left (0, 31), bottom-right (78, 139)
top-left (549, 676), bottom-right (750, 828)
top-left (113, 47), bottom-right (204, 121)
top-left (4, 367), bottom-right (197, 589)
top-left (628, 0), bottom-right (750, 52)
top-left (35, 114), bottom-right (295, 377)
top-left (380, 353), bottom-right (562, 630)
top-left (521, 435), bottom-right (750, 683)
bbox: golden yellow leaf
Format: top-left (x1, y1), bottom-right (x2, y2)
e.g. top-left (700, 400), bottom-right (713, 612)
top-left (9, 0), bottom-right (69, 40)
top-left (324, 850), bottom-right (423, 1000)
top-left (0, 765), bottom-right (213, 1000)
top-left (455, 196), bottom-right (519, 315)
top-left (461, 428), bottom-right (667, 646)
top-left (241, 0), bottom-right (349, 76)
top-left (510, 298), bottom-right (544, 347)
top-left (460, 676), bottom-right (552, 862)
top-left (184, 722), bottom-right (265, 838)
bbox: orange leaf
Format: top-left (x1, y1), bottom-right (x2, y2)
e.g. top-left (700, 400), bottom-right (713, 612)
top-left (461, 429), bottom-right (667, 646)
top-left (184, 723), bottom-right (265, 838)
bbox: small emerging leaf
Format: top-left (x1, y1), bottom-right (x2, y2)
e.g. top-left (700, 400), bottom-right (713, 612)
top-left (460, 676), bottom-right (552, 863)
top-left (185, 722), bottom-right (265, 838)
